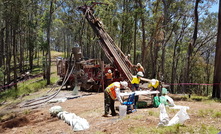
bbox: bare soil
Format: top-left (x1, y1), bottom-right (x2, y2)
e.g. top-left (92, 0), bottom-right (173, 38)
top-left (0, 89), bottom-right (221, 134)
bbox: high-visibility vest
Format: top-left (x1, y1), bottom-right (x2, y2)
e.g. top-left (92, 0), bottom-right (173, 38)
top-left (131, 76), bottom-right (140, 84)
top-left (105, 82), bottom-right (120, 100)
top-left (137, 66), bottom-right (144, 72)
top-left (105, 73), bottom-right (113, 79)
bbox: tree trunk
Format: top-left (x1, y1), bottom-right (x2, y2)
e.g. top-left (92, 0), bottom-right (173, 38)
top-left (0, 27), bottom-right (5, 67)
top-left (184, 0), bottom-right (200, 93)
top-left (212, 0), bottom-right (221, 99)
top-left (12, 29), bottom-right (17, 90)
top-left (5, 19), bottom-right (11, 85)
top-left (46, 0), bottom-right (53, 85)
top-left (19, 33), bottom-right (24, 73)
top-left (139, 0), bottom-right (147, 68)
top-left (133, 0), bottom-right (138, 65)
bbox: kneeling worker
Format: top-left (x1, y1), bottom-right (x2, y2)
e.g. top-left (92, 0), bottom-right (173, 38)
top-left (103, 81), bottom-right (128, 117)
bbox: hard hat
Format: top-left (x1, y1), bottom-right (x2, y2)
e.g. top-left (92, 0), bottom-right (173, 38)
top-left (137, 71), bottom-right (144, 77)
top-left (120, 81), bottom-right (128, 88)
top-left (137, 63), bottom-right (141, 66)
top-left (162, 88), bottom-right (168, 94)
top-left (108, 69), bottom-right (112, 73)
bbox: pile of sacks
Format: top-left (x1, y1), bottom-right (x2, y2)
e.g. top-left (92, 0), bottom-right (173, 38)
top-left (49, 106), bottom-right (89, 131)
top-left (158, 103), bottom-right (190, 127)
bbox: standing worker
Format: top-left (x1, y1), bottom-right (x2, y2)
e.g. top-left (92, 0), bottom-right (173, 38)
top-left (131, 71), bottom-right (144, 107)
top-left (105, 69), bottom-right (113, 88)
top-left (103, 81), bottom-right (128, 117)
top-left (136, 63), bottom-right (145, 74)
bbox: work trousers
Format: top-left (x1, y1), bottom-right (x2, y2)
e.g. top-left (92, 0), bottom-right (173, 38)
top-left (131, 84), bottom-right (139, 107)
top-left (104, 91), bottom-right (116, 115)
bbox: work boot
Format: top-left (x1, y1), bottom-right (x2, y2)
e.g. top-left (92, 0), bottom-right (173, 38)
top-left (111, 113), bottom-right (119, 116)
top-left (102, 114), bottom-right (111, 117)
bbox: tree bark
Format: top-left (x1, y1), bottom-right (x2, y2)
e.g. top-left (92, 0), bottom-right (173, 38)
top-left (0, 27), bottom-right (5, 67)
top-left (212, 0), bottom-right (221, 99)
top-left (133, 0), bottom-right (138, 65)
top-left (45, 0), bottom-right (53, 85)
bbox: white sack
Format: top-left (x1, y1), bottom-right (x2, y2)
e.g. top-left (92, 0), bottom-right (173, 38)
top-left (70, 117), bottom-right (90, 131)
top-left (49, 106), bottom-right (63, 117)
top-left (56, 111), bottom-right (89, 131)
top-left (167, 107), bottom-right (190, 126)
top-left (158, 103), bottom-right (169, 127)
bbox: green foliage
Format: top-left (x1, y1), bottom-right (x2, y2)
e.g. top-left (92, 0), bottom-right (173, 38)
top-left (0, 78), bottom-right (47, 103)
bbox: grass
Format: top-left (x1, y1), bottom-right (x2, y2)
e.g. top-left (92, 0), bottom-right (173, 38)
top-left (147, 124), bottom-right (220, 134)
top-left (148, 110), bottom-right (159, 117)
top-left (0, 65), bottom-right (59, 104)
top-left (128, 126), bottom-right (149, 133)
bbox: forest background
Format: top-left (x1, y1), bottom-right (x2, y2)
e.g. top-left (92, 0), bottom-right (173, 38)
top-left (0, 0), bottom-right (220, 99)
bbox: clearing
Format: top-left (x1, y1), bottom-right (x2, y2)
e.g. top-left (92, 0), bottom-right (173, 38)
top-left (0, 89), bottom-right (221, 134)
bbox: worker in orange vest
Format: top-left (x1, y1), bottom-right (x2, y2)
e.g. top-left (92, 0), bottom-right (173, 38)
top-left (105, 69), bottom-right (113, 88)
top-left (103, 81), bottom-right (128, 117)
top-left (136, 63), bottom-right (145, 74)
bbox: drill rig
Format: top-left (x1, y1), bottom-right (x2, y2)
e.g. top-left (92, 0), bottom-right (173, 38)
top-left (57, 3), bottom-right (141, 92)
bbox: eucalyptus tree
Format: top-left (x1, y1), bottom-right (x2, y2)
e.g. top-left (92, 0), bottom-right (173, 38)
top-left (0, 0), bottom-right (29, 89)
top-left (213, 0), bottom-right (221, 99)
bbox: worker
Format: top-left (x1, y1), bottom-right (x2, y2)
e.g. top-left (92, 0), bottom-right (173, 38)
top-left (131, 71), bottom-right (144, 91)
top-left (148, 79), bottom-right (160, 90)
top-left (103, 81), bottom-right (128, 117)
top-left (136, 63), bottom-right (145, 74)
top-left (153, 88), bottom-right (175, 107)
top-left (148, 79), bottom-right (161, 106)
top-left (105, 69), bottom-right (113, 88)
top-left (131, 71), bottom-right (144, 107)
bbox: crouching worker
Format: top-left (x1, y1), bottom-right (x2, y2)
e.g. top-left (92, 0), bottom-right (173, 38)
top-left (103, 81), bottom-right (128, 117)
top-left (153, 88), bottom-right (174, 107)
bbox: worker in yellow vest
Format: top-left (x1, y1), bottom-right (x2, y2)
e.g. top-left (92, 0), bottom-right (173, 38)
top-left (103, 81), bottom-right (128, 117)
top-left (131, 71), bottom-right (144, 91)
top-left (131, 71), bottom-right (144, 108)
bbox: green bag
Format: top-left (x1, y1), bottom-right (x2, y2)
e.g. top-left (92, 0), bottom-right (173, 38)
top-left (153, 96), bottom-right (161, 108)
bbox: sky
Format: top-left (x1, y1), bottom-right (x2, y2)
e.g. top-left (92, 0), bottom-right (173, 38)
top-left (209, 2), bottom-right (219, 13)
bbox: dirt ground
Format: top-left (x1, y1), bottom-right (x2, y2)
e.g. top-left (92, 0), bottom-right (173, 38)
top-left (0, 89), bottom-right (221, 134)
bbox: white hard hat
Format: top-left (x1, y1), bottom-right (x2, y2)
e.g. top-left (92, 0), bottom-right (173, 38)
top-left (137, 63), bottom-right (141, 66)
top-left (137, 71), bottom-right (144, 77)
top-left (151, 79), bottom-right (157, 85)
top-left (108, 69), bottom-right (112, 73)
top-left (120, 81), bottom-right (128, 88)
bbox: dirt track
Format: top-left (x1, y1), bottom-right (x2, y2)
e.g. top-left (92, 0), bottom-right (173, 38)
top-left (0, 90), bottom-right (221, 134)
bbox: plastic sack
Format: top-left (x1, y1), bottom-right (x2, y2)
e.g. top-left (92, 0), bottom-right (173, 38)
top-left (158, 103), bottom-right (169, 127)
top-left (157, 104), bottom-right (190, 127)
top-left (165, 95), bottom-right (175, 107)
top-left (49, 106), bottom-right (63, 117)
top-left (63, 112), bottom-right (77, 125)
top-left (56, 111), bottom-right (89, 131)
top-left (48, 98), bottom-right (67, 103)
top-left (70, 116), bottom-right (90, 131)
top-left (167, 107), bottom-right (190, 126)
